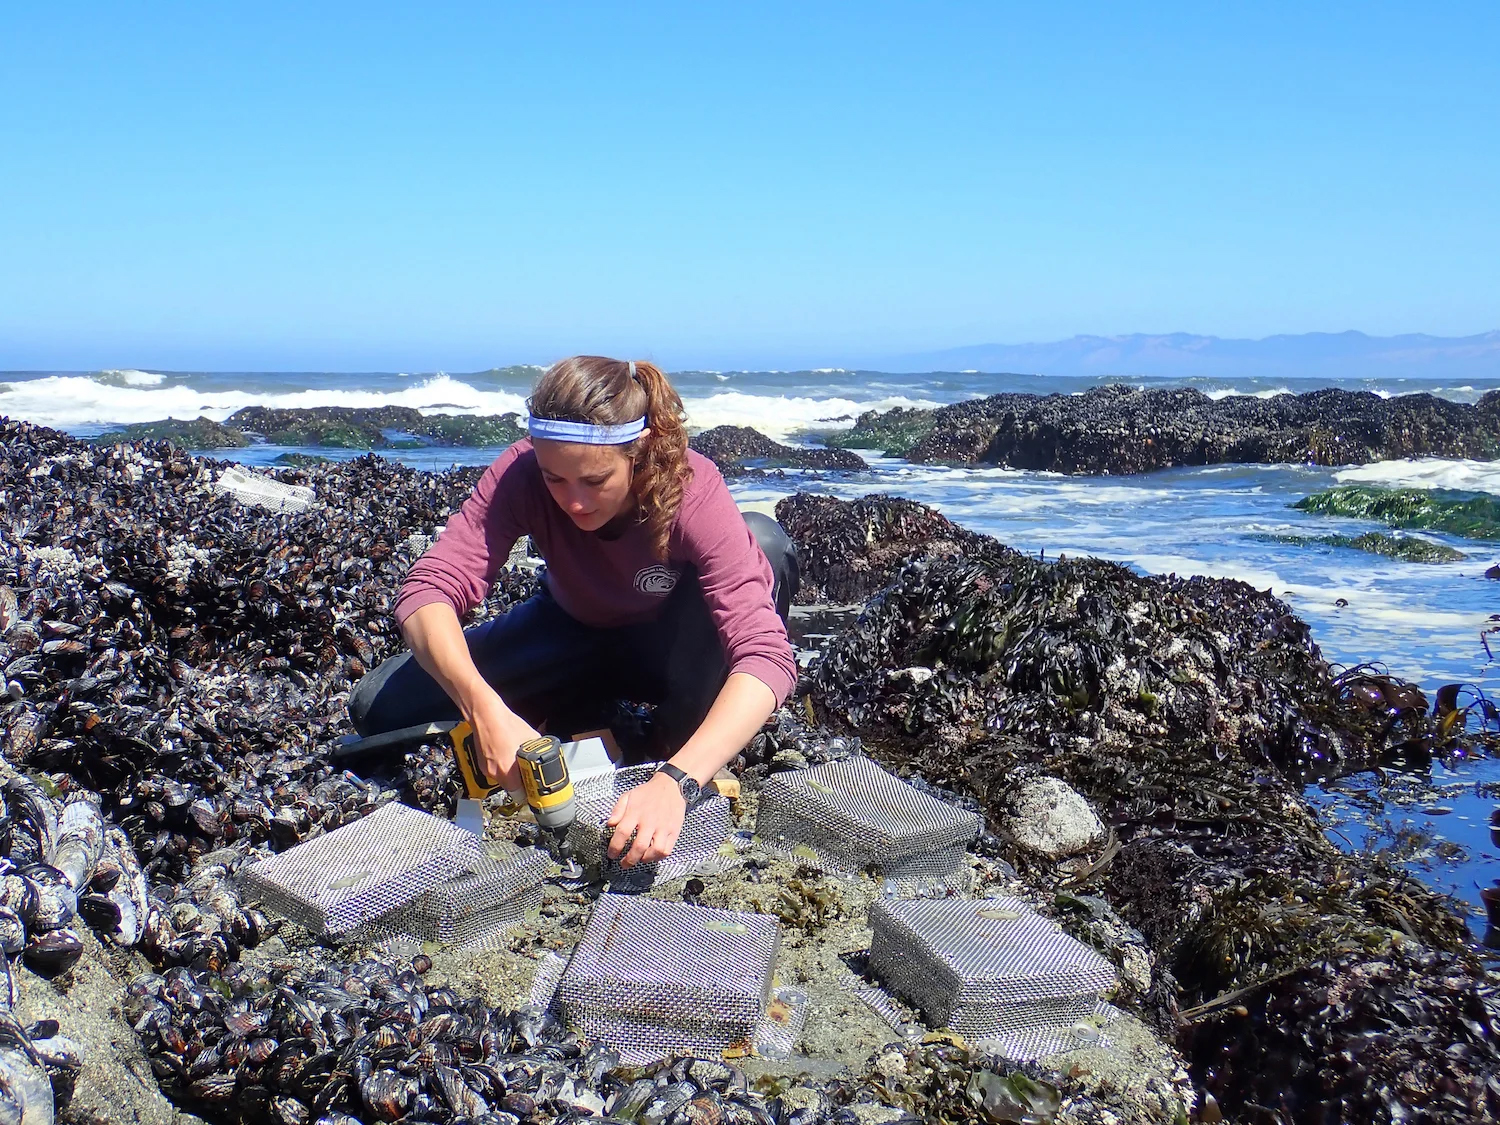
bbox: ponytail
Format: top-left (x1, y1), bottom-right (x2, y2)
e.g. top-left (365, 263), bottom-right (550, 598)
top-left (528, 356), bottom-right (692, 559)
top-left (627, 361), bottom-right (691, 559)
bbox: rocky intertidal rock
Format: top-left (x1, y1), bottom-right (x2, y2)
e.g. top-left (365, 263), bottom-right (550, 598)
top-left (1268, 530), bottom-right (1468, 563)
top-left (6, 415), bottom-right (1498, 1124)
top-left (775, 493), bottom-right (1013, 604)
top-left (93, 417), bottom-right (251, 450)
top-left (223, 405), bottom-right (526, 449)
top-left (802, 495), bottom-right (1445, 781)
top-left (793, 491), bottom-right (1499, 1123)
top-left (1189, 947), bottom-right (1500, 1122)
top-left (1295, 484), bottom-right (1500, 540)
top-left (826, 407), bottom-right (937, 459)
top-left (1119, 837), bottom-right (1500, 1122)
top-left (0, 423), bottom-right (542, 887)
top-left (690, 425), bottom-right (868, 477)
top-left (841, 385), bottom-right (1500, 472)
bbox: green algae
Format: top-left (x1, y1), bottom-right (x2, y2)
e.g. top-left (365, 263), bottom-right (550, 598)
top-left (1264, 531), bottom-right (1467, 563)
top-left (224, 405), bottom-right (526, 449)
top-left (1294, 485), bottom-right (1500, 541)
top-left (272, 452), bottom-right (333, 467)
top-left (826, 406), bottom-right (936, 458)
top-left (410, 412), bottom-right (525, 446)
top-left (91, 416), bottom-right (251, 450)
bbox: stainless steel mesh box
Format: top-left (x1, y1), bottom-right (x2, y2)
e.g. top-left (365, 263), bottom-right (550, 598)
top-left (868, 896), bottom-right (1117, 1040)
top-left (557, 893), bottom-right (781, 1062)
top-left (348, 841), bottom-right (551, 949)
top-left (241, 802), bottom-right (485, 936)
top-left (755, 757), bottom-right (981, 888)
top-left (566, 765), bottom-right (731, 889)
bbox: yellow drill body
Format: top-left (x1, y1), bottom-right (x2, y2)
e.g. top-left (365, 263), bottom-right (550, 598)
top-left (449, 722), bottom-right (501, 801)
top-left (517, 734), bottom-right (576, 833)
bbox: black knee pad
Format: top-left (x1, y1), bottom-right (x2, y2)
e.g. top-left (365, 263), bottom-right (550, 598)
top-left (743, 510), bottom-right (800, 620)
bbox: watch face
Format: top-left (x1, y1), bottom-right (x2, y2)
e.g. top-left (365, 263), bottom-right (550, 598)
top-left (680, 777), bottom-right (702, 803)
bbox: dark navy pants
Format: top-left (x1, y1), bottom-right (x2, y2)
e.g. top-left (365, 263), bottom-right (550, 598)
top-left (348, 512), bottom-right (798, 761)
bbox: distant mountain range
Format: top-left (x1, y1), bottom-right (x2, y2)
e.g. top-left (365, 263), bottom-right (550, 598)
top-left (888, 330), bottom-right (1500, 380)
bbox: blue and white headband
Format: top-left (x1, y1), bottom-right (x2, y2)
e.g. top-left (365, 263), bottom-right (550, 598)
top-left (527, 415), bottom-right (648, 444)
top-left (527, 361), bottom-right (647, 445)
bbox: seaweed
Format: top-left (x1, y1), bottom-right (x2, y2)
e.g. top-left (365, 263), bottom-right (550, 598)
top-left (826, 406), bottom-right (938, 458)
top-left (92, 416), bottom-right (251, 450)
top-left (1262, 530), bottom-right (1467, 563)
top-left (1294, 485), bottom-right (1500, 541)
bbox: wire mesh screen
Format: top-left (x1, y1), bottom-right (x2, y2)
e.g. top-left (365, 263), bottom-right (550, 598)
top-left (556, 893), bottom-right (781, 1063)
top-left (347, 840), bottom-right (551, 949)
top-left (241, 803), bottom-right (485, 936)
top-left (567, 765), bottom-right (732, 890)
top-left (214, 466), bottom-right (318, 513)
top-left (755, 756), bottom-right (981, 888)
top-left (868, 896), bottom-right (1117, 1040)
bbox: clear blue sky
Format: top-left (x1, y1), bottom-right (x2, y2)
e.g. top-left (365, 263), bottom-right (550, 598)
top-left (2, 2), bottom-right (1496, 371)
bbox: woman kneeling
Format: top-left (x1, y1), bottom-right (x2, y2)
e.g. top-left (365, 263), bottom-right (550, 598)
top-left (348, 356), bottom-right (798, 869)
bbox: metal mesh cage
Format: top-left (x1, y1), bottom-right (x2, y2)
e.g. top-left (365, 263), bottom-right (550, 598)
top-left (240, 803), bottom-right (485, 936)
top-left (557, 893), bottom-right (781, 1063)
top-left (347, 841), bottom-right (551, 949)
top-left (566, 765), bottom-right (732, 890)
top-left (213, 466), bottom-right (318, 513)
top-left (868, 896), bottom-right (1117, 1040)
top-left (755, 757), bottom-right (981, 887)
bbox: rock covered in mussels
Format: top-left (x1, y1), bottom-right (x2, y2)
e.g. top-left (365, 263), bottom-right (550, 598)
top-left (803, 498), bottom-right (1441, 780)
top-left (839, 384), bottom-right (1500, 472)
top-left (775, 493), bottom-right (1013, 604)
top-left (690, 425), bottom-right (868, 478)
top-left (93, 417), bottom-right (252, 450)
top-left (0, 422), bottom-right (538, 889)
top-left (794, 492), bottom-right (1499, 1123)
top-left (223, 405), bottom-right (527, 450)
top-left (129, 951), bottom-right (1053, 1125)
top-left (6, 414), bottom-right (1496, 1124)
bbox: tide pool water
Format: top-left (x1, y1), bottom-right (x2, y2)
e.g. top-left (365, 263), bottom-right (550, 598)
top-left (5, 365), bottom-right (1500, 936)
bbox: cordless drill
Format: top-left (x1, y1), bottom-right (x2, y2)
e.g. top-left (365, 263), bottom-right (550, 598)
top-left (514, 734), bottom-right (579, 873)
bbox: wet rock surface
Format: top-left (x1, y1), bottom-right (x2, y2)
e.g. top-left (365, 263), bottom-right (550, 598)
top-left (824, 408), bottom-right (936, 460)
top-left (996, 775), bottom-right (1106, 861)
top-left (4, 415), bottom-right (1498, 1124)
top-left (842, 385), bottom-right (1500, 472)
top-left (223, 406), bottom-right (526, 450)
top-left (93, 418), bottom-right (251, 451)
top-left (1295, 484), bottom-right (1500, 540)
top-left (15, 928), bottom-right (203, 1125)
top-left (775, 493), bottom-right (1012, 604)
top-left (801, 492), bottom-right (1500, 1122)
top-left (1266, 530), bottom-right (1469, 563)
top-left (690, 426), bottom-right (868, 478)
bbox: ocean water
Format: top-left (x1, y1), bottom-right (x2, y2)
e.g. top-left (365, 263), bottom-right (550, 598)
top-left (5, 365), bottom-right (1500, 937)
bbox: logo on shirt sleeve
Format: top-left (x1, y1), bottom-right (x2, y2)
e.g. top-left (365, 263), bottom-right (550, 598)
top-left (634, 564), bottom-right (680, 596)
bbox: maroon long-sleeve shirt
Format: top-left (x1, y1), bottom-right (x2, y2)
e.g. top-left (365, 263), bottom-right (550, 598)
top-left (394, 440), bottom-right (797, 706)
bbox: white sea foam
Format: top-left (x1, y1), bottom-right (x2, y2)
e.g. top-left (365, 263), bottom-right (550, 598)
top-left (0, 373), bottom-right (530, 430)
top-left (1335, 458), bottom-right (1500, 495)
top-left (99, 369), bottom-right (167, 387)
top-left (1203, 387), bottom-right (1293, 401)
top-left (0, 372), bottom-right (941, 444)
top-left (678, 390), bottom-right (943, 440)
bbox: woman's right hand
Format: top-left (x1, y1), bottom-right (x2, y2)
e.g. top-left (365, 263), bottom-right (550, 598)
top-left (464, 688), bottom-right (538, 792)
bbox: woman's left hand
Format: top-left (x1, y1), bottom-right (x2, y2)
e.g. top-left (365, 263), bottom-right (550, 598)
top-left (605, 772), bottom-right (686, 868)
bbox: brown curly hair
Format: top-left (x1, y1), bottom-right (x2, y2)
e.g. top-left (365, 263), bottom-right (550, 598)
top-left (528, 356), bottom-right (692, 559)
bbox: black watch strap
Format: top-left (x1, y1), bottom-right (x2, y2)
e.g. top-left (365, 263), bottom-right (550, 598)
top-left (656, 762), bottom-right (701, 802)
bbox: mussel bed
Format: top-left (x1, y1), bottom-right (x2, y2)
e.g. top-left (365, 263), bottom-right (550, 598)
top-left (2, 415), bottom-right (1499, 1124)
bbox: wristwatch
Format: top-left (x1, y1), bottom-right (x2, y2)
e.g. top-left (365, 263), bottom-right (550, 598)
top-left (656, 762), bottom-right (703, 805)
